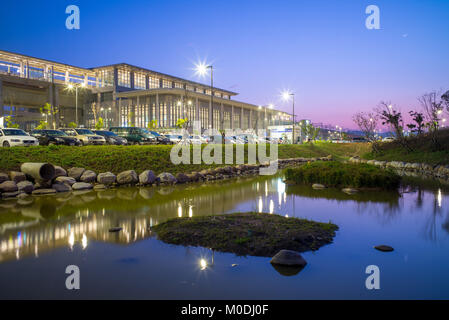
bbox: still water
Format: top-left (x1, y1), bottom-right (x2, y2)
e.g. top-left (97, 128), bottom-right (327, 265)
top-left (0, 174), bottom-right (448, 299)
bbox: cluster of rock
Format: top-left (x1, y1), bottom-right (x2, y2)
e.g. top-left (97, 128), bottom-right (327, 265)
top-left (0, 156), bottom-right (333, 200)
top-left (349, 156), bottom-right (449, 181)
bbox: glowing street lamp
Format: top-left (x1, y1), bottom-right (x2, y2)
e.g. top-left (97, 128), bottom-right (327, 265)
top-left (195, 62), bottom-right (214, 128)
top-left (282, 91), bottom-right (296, 144)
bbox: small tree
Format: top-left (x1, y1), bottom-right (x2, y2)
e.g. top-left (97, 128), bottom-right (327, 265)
top-left (68, 122), bottom-right (78, 128)
top-left (95, 117), bottom-right (104, 130)
top-left (376, 102), bottom-right (411, 152)
top-left (34, 120), bottom-right (48, 130)
top-left (353, 112), bottom-right (379, 153)
top-left (147, 119), bottom-right (158, 130)
top-left (407, 111), bottom-right (425, 135)
top-left (418, 92), bottom-right (444, 150)
top-left (40, 103), bottom-right (58, 129)
top-left (176, 118), bottom-right (188, 129)
top-left (301, 122), bottom-right (320, 143)
top-left (5, 116), bottom-right (19, 128)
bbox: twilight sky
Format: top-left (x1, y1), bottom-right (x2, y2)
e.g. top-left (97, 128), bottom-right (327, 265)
top-left (1, 0), bottom-right (448, 129)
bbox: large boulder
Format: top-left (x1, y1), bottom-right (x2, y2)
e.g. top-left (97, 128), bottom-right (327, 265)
top-left (139, 170), bottom-right (156, 185)
top-left (80, 170), bottom-right (97, 183)
top-left (0, 173), bottom-right (9, 184)
top-left (72, 182), bottom-right (94, 191)
top-left (312, 184), bottom-right (326, 190)
top-left (175, 173), bottom-right (190, 184)
top-left (17, 181), bottom-right (34, 194)
top-left (97, 172), bottom-right (116, 185)
top-left (68, 167), bottom-right (86, 181)
top-left (0, 181), bottom-right (18, 193)
top-left (270, 250), bottom-right (307, 267)
top-left (9, 171), bottom-right (26, 183)
top-left (55, 176), bottom-right (76, 186)
top-left (54, 166), bottom-right (67, 177)
top-left (117, 170), bottom-right (138, 185)
top-left (158, 172), bottom-right (177, 185)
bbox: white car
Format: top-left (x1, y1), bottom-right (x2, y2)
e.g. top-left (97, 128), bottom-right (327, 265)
top-left (383, 137), bottom-right (395, 142)
top-left (0, 128), bottom-right (39, 147)
top-left (164, 134), bottom-right (183, 144)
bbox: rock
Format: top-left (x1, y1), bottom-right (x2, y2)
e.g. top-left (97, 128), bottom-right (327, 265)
top-left (186, 172), bottom-right (200, 182)
top-left (52, 183), bottom-right (72, 193)
top-left (9, 171), bottom-right (26, 183)
top-left (312, 183), bottom-right (326, 190)
top-left (270, 250), bottom-right (307, 267)
top-left (109, 227), bottom-right (123, 233)
top-left (68, 167), bottom-right (86, 181)
top-left (374, 245), bottom-right (394, 252)
top-left (80, 170), bottom-right (97, 183)
top-left (72, 182), bottom-right (93, 191)
top-left (94, 184), bottom-right (107, 190)
top-left (175, 173), bottom-right (190, 184)
top-left (32, 189), bottom-right (57, 195)
top-left (0, 173), bottom-right (8, 184)
top-left (97, 172), bottom-right (116, 185)
top-left (1, 191), bottom-right (20, 198)
top-left (17, 193), bottom-right (30, 200)
top-left (34, 180), bottom-right (53, 189)
top-left (117, 170), bottom-right (138, 185)
top-left (342, 188), bottom-right (358, 194)
top-left (139, 170), bottom-right (156, 185)
top-left (55, 176), bottom-right (76, 186)
top-left (158, 172), bottom-right (177, 185)
top-left (0, 181), bottom-right (18, 193)
top-left (54, 166), bottom-right (67, 177)
top-left (17, 181), bottom-right (34, 194)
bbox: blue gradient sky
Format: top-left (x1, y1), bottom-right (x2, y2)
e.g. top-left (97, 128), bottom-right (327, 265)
top-left (1, 0), bottom-right (448, 128)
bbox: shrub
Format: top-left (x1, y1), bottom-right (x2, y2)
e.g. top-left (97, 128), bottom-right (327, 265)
top-left (285, 161), bottom-right (401, 189)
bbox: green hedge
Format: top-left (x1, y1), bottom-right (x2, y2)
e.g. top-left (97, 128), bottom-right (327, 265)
top-left (285, 161), bottom-right (401, 189)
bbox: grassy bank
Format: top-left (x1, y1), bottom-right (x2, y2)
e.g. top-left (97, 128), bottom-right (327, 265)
top-left (285, 161), bottom-right (401, 189)
top-left (363, 129), bottom-right (449, 165)
top-left (152, 212), bottom-right (338, 256)
top-left (0, 142), bottom-right (370, 175)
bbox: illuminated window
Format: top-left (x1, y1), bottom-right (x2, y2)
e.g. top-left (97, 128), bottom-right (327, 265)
top-left (98, 70), bottom-right (113, 87)
top-left (205, 89), bottom-right (212, 96)
top-left (162, 79), bottom-right (172, 88)
top-left (186, 85), bottom-right (194, 92)
top-left (214, 92), bottom-right (222, 98)
top-left (134, 73), bottom-right (146, 89)
top-left (174, 82), bottom-right (184, 89)
top-left (148, 76), bottom-right (159, 88)
top-left (118, 70), bottom-right (131, 88)
top-left (196, 87), bottom-right (204, 94)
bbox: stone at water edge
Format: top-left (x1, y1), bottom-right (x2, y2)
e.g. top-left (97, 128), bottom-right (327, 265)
top-left (52, 183), bottom-right (72, 193)
top-left (374, 245), bottom-right (394, 252)
top-left (68, 167), bottom-right (86, 181)
top-left (17, 181), bottom-right (34, 194)
top-left (97, 172), bottom-right (116, 185)
top-left (32, 189), bottom-right (57, 195)
top-left (342, 188), bottom-right (358, 194)
top-left (117, 170), bottom-right (138, 185)
top-left (80, 170), bottom-right (97, 183)
top-left (9, 171), bottom-right (26, 184)
top-left (54, 166), bottom-right (67, 178)
top-left (0, 173), bottom-right (9, 184)
top-left (0, 181), bottom-right (18, 193)
top-left (72, 182), bottom-right (94, 191)
top-left (312, 184), bottom-right (326, 190)
top-left (55, 176), bottom-right (76, 186)
top-left (175, 173), bottom-right (190, 184)
top-left (158, 172), bottom-right (177, 185)
top-left (139, 170), bottom-right (156, 185)
top-left (270, 250), bottom-right (307, 267)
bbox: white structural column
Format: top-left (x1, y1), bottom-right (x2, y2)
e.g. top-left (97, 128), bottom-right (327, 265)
top-left (0, 79), bottom-right (3, 117)
top-left (240, 107), bottom-right (243, 129)
top-left (156, 93), bottom-right (160, 128)
top-left (220, 103), bottom-right (224, 131)
top-left (195, 97), bottom-right (200, 123)
top-left (231, 105), bottom-right (234, 130)
top-left (249, 110), bottom-right (253, 130)
top-left (136, 96), bottom-right (140, 127)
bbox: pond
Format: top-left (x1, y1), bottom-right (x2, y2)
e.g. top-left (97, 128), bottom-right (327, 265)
top-left (0, 174), bottom-right (448, 299)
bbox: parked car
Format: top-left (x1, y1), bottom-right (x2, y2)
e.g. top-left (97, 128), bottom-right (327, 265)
top-left (165, 134), bottom-right (183, 144)
top-left (109, 127), bottom-right (157, 145)
top-left (59, 128), bottom-right (106, 145)
top-left (188, 135), bottom-right (204, 145)
top-left (352, 137), bottom-right (368, 143)
top-left (30, 129), bottom-right (81, 146)
top-left (0, 128), bottom-right (39, 147)
top-left (148, 131), bottom-right (173, 145)
top-left (92, 130), bottom-right (128, 145)
top-left (382, 137), bottom-right (395, 142)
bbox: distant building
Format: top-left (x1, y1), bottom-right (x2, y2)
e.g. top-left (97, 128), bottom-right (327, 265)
top-left (0, 49), bottom-right (290, 131)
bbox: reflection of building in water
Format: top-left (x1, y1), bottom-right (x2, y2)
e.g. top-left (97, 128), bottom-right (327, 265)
top-left (0, 177), bottom-right (276, 262)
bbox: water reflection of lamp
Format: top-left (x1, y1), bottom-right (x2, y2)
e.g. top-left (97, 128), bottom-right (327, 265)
top-left (189, 205), bottom-right (193, 218)
top-left (200, 258), bottom-right (208, 270)
top-left (82, 234), bottom-right (88, 250)
top-left (68, 232), bottom-right (75, 250)
top-left (437, 189), bottom-right (442, 208)
top-left (269, 200), bottom-right (274, 214)
top-left (258, 197), bottom-right (263, 213)
top-left (178, 204), bottom-right (183, 218)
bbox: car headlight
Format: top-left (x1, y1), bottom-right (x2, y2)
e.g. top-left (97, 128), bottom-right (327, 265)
top-left (56, 138), bottom-right (64, 142)
top-left (88, 137), bottom-right (94, 140)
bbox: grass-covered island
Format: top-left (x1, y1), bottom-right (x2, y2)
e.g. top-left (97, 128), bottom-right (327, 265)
top-left (285, 161), bottom-right (401, 189)
top-left (152, 212), bottom-right (338, 257)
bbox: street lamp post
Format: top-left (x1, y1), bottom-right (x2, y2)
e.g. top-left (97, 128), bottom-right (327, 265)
top-left (282, 91), bottom-right (295, 144)
top-left (67, 82), bottom-right (86, 126)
